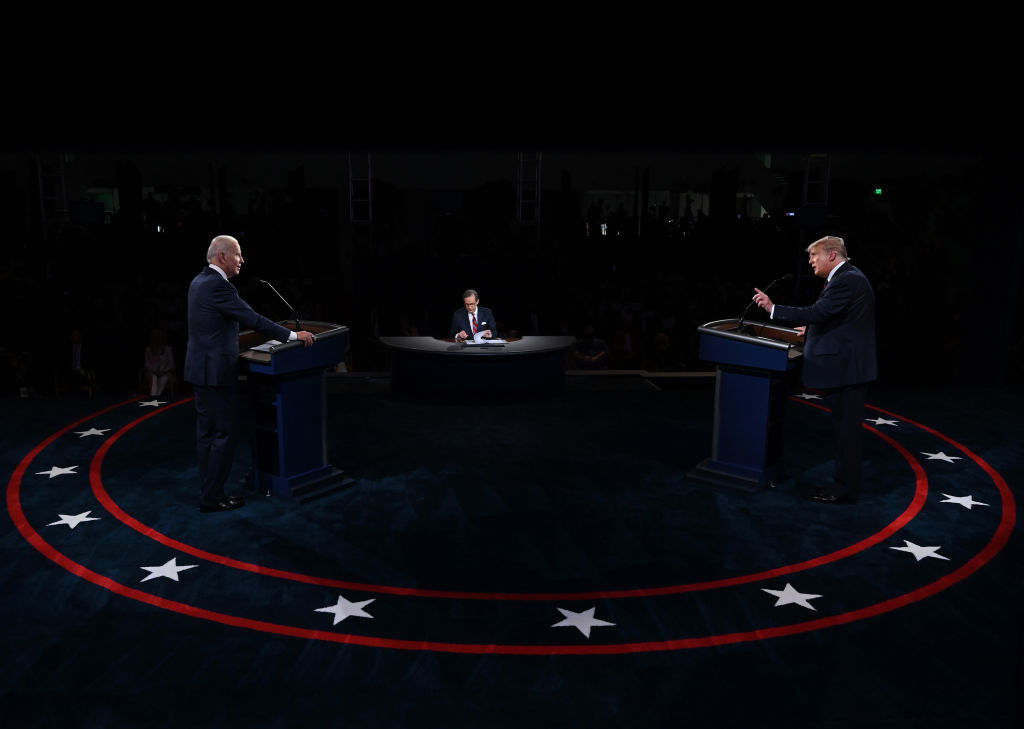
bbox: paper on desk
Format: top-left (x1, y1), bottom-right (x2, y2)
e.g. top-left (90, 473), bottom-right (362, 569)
top-left (250, 340), bottom-right (282, 352)
top-left (467, 331), bottom-right (506, 344)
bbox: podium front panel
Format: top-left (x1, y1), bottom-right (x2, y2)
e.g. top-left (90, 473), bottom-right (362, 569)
top-left (689, 318), bottom-right (802, 491)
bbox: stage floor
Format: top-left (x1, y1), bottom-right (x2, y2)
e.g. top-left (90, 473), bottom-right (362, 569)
top-left (2, 377), bottom-right (1022, 728)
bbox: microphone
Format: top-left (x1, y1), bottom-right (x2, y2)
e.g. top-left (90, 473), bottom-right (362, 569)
top-left (738, 273), bottom-right (793, 331)
top-left (253, 278), bottom-right (303, 332)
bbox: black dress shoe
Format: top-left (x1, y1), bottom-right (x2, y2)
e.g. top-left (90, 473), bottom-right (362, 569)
top-left (199, 497), bottom-right (245, 513)
top-left (225, 493), bottom-right (245, 506)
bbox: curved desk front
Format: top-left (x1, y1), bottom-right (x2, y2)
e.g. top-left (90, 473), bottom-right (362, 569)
top-left (379, 336), bottom-right (576, 395)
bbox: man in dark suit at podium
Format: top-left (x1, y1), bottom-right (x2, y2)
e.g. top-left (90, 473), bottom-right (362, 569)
top-left (753, 236), bottom-right (877, 504)
top-left (449, 289), bottom-right (496, 341)
top-left (184, 235), bottom-right (314, 513)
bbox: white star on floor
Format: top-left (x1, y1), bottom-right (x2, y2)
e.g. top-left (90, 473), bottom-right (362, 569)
top-left (138, 399), bottom-right (167, 408)
top-left (866, 417), bottom-right (899, 426)
top-left (46, 511), bottom-right (101, 529)
top-left (551, 607), bottom-right (616, 638)
top-left (315, 595), bottom-right (375, 625)
top-left (891, 540), bottom-right (950, 561)
top-left (940, 494), bottom-right (989, 510)
top-left (796, 393), bottom-right (823, 400)
top-left (762, 583), bottom-right (823, 611)
top-left (140, 557), bottom-right (198, 582)
top-left (74, 427), bottom-right (110, 438)
top-left (921, 451), bottom-right (963, 463)
top-left (35, 465), bottom-right (78, 479)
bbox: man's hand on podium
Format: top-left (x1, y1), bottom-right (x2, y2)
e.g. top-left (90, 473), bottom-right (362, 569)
top-left (297, 330), bottom-right (315, 347)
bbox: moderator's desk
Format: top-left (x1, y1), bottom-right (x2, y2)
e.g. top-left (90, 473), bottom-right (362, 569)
top-left (379, 336), bottom-right (576, 395)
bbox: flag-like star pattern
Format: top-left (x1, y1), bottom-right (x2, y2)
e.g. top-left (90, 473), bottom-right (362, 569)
top-left (47, 511), bottom-right (101, 529)
top-left (939, 494), bottom-right (988, 510)
top-left (552, 607), bottom-right (616, 637)
top-left (140, 557), bottom-right (198, 582)
top-left (890, 540), bottom-right (950, 562)
top-left (921, 451), bottom-right (962, 463)
top-left (762, 583), bottom-right (822, 611)
top-left (866, 417), bottom-right (899, 426)
top-left (6, 397), bottom-right (1006, 653)
top-left (74, 427), bottom-right (110, 438)
top-left (35, 465), bottom-right (78, 479)
top-left (315, 595), bottom-right (376, 625)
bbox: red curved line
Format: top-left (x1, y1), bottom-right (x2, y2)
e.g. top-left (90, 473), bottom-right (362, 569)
top-left (3, 499), bottom-right (1012, 656)
top-left (6, 397), bottom-right (149, 536)
top-left (864, 402), bottom-right (1016, 550)
top-left (9, 397), bottom-right (1014, 654)
top-left (86, 397), bottom-right (928, 600)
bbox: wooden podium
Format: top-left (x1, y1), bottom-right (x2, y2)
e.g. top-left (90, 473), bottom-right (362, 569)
top-left (688, 318), bottom-right (804, 491)
top-left (239, 321), bottom-right (353, 501)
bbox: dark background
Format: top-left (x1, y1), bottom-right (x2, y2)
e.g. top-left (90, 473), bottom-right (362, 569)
top-left (2, 9), bottom-right (1022, 395)
top-left (2, 12), bottom-right (1023, 729)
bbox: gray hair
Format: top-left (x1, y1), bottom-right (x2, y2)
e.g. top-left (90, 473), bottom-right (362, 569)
top-left (207, 235), bottom-right (238, 262)
top-left (462, 289), bottom-right (479, 301)
top-left (807, 235), bottom-right (849, 260)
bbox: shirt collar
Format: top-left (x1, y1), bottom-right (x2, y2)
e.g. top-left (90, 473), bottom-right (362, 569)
top-left (827, 260), bottom-right (847, 283)
top-left (209, 264), bottom-right (228, 281)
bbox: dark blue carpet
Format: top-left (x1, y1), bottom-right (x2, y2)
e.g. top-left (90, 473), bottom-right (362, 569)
top-left (2, 377), bottom-right (1022, 728)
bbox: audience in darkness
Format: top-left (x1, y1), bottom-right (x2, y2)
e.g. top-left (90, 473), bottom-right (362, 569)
top-left (0, 164), bottom-right (1010, 395)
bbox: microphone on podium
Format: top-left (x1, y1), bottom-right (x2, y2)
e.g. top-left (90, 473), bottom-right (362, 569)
top-left (253, 278), bottom-right (303, 332)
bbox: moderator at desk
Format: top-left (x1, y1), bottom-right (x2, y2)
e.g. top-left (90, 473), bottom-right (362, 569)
top-left (379, 336), bottom-right (576, 395)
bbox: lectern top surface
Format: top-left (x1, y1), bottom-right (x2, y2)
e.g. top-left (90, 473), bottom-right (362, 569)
top-left (699, 318), bottom-right (804, 350)
top-left (239, 321), bottom-right (348, 364)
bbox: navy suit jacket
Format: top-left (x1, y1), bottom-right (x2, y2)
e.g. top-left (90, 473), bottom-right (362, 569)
top-left (449, 306), bottom-right (497, 339)
top-left (184, 267), bottom-right (293, 386)
top-left (771, 262), bottom-right (878, 390)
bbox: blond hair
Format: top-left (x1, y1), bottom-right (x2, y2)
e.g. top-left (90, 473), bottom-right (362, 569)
top-left (807, 235), bottom-right (848, 260)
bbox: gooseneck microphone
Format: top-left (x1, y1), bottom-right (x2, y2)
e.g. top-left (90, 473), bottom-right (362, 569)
top-left (253, 278), bottom-right (303, 332)
top-left (737, 273), bottom-right (793, 331)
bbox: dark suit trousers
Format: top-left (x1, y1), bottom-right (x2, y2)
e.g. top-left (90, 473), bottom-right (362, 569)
top-left (825, 382), bottom-right (870, 498)
top-left (192, 384), bottom-right (237, 504)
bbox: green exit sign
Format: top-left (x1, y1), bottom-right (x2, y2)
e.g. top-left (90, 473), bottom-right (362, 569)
top-left (874, 188), bottom-right (883, 195)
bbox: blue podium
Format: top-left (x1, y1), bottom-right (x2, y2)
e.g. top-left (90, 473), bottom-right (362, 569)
top-left (688, 318), bottom-right (803, 491)
top-left (239, 321), bottom-right (353, 501)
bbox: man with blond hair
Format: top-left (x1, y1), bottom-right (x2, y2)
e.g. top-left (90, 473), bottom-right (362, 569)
top-left (184, 235), bottom-right (314, 513)
top-left (752, 236), bottom-right (877, 504)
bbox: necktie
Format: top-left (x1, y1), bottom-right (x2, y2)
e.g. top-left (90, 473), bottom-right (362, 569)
top-left (472, 314), bottom-right (478, 334)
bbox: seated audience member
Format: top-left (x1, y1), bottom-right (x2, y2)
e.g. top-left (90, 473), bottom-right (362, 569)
top-left (573, 324), bottom-right (608, 369)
